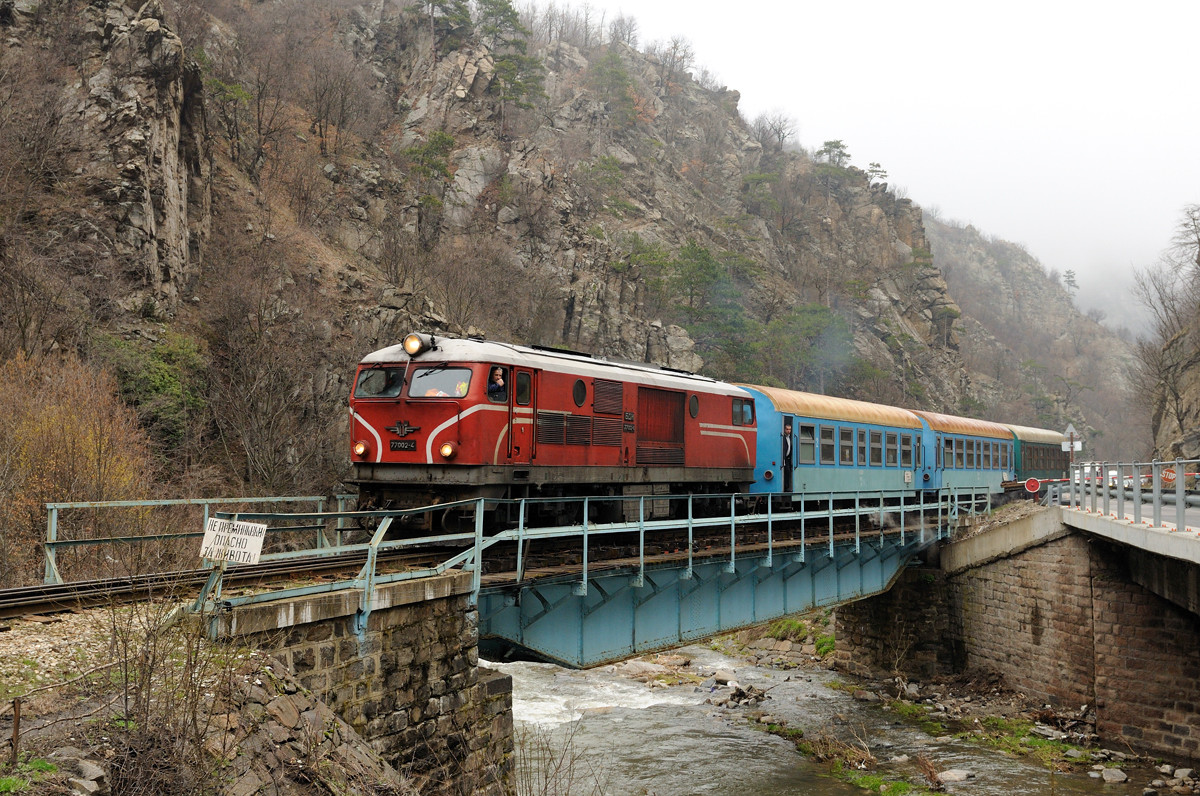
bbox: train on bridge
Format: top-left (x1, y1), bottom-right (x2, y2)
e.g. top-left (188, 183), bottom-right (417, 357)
top-left (347, 334), bottom-right (1068, 525)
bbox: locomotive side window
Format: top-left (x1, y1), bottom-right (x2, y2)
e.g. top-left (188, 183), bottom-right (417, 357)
top-left (487, 366), bottom-right (509, 403)
top-left (354, 367), bottom-right (405, 398)
top-left (839, 428), bottom-right (854, 465)
top-left (858, 429), bottom-right (867, 466)
top-left (885, 433), bottom-right (898, 466)
top-left (516, 372), bottom-right (531, 405)
top-left (900, 434), bottom-right (912, 468)
top-left (732, 398), bottom-right (754, 426)
top-left (689, 395), bottom-right (699, 418)
top-left (870, 431), bottom-right (883, 466)
top-left (573, 379), bottom-right (587, 407)
top-left (820, 426), bottom-right (835, 465)
top-left (410, 366), bottom-right (472, 398)
top-left (798, 425), bottom-right (816, 464)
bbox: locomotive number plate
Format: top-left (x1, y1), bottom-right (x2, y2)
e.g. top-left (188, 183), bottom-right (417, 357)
top-left (623, 423), bottom-right (635, 433)
top-left (624, 412), bottom-right (635, 421)
top-left (390, 440), bottom-right (417, 451)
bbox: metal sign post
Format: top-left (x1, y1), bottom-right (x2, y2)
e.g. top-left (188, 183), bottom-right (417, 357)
top-left (1062, 423), bottom-right (1082, 464)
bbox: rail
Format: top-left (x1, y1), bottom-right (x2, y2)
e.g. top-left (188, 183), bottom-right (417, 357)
top-left (1056, 460), bottom-right (1200, 532)
top-left (190, 486), bottom-right (993, 632)
top-left (42, 495), bottom-right (356, 584)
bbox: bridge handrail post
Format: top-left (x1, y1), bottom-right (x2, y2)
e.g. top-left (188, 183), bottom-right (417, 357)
top-left (516, 500), bottom-right (526, 582)
top-left (727, 494), bottom-right (737, 573)
top-left (1133, 463), bottom-right (1143, 524)
top-left (43, 507), bottom-right (62, 585)
top-left (828, 492), bottom-right (834, 557)
top-left (1153, 460), bottom-right (1163, 527)
top-left (575, 497), bottom-right (589, 596)
top-left (919, 488), bottom-right (925, 545)
top-left (1090, 464), bottom-right (1099, 514)
top-left (336, 496), bottom-right (345, 547)
top-left (1177, 458), bottom-right (1187, 532)
top-left (766, 497), bottom-right (773, 567)
top-left (799, 496), bottom-right (805, 563)
top-left (854, 492), bottom-right (860, 554)
top-left (686, 495), bottom-right (694, 579)
top-left (1116, 463), bottom-right (1124, 519)
top-left (1102, 462), bottom-right (1110, 518)
top-left (1068, 464), bottom-right (1076, 509)
top-left (472, 500), bottom-right (485, 603)
top-left (316, 498), bottom-right (326, 548)
top-left (900, 491), bottom-right (906, 546)
top-left (878, 494), bottom-right (885, 540)
top-left (637, 496), bottom-right (645, 586)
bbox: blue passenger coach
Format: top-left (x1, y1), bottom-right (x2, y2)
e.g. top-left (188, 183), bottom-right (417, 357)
top-left (911, 410), bottom-right (1013, 493)
top-left (739, 385), bottom-right (925, 496)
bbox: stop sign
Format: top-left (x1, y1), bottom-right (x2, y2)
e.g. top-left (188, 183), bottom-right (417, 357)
top-left (1025, 478), bottom-right (1040, 493)
top-left (1162, 467), bottom-right (1177, 483)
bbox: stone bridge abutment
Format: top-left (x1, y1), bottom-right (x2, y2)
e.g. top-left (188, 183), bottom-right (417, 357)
top-left (837, 508), bottom-right (1200, 760)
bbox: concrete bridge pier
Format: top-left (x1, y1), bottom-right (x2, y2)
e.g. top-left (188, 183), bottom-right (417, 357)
top-left (837, 508), bottom-right (1200, 760)
top-left (212, 572), bottom-right (513, 795)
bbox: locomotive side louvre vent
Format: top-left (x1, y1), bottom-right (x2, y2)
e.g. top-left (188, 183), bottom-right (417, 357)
top-left (592, 417), bottom-right (623, 446)
top-left (566, 415), bottom-right (592, 445)
top-left (537, 412), bottom-right (566, 445)
top-left (593, 379), bottom-right (624, 415)
top-left (637, 446), bottom-right (685, 465)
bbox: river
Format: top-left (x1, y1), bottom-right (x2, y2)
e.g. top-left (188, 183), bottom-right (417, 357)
top-left (487, 645), bottom-right (1135, 795)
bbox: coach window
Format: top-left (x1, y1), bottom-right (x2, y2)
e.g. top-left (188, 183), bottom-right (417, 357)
top-left (885, 433), bottom-right (898, 466)
top-left (1001, 443), bottom-right (1009, 470)
top-left (936, 436), bottom-right (943, 468)
top-left (798, 425), bottom-right (816, 464)
top-left (967, 439), bottom-right (976, 469)
top-left (870, 431), bottom-right (883, 466)
top-left (858, 429), bottom-right (867, 466)
top-left (915, 438), bottom-right (922, 468)
top-left (954, 438), bottom-right (964, 468)
top-left (986, 441), bottom-right (994, 469)
top-left (819, 426), bottom-right (835, 465)
top-left (516, 372), bottom-right (531, 405)
top-left (840, 428), bottom-right (855, 465)
top-left (900, 434), bottom-right (912, 468)
top-left (943, 437), bottom-right (953, 468)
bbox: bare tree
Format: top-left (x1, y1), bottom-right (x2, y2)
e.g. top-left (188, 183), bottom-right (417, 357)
top-left (607, 13), bottom-right (638, 47)
top-left (752, 109), bottom-right (797, 153)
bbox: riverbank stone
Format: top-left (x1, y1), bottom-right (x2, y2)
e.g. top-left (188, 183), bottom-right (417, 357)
top-left (1102, 769), bottom-right (1128, 783)
top-left (939, 769), bottom-right (975, 782)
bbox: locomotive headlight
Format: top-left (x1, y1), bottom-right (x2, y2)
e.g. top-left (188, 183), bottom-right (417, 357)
top-left (439, 442), bottom-right (458, 460)
top-left (403, 333), bottom-right (434, 357)
top-left (353, 440), bottom-right (368, 457)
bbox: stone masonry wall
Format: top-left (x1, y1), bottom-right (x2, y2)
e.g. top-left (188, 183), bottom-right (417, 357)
top-left (837, 531), bottom-right (1200, 761)
top-left (217, 573), bottom-right (513, 795)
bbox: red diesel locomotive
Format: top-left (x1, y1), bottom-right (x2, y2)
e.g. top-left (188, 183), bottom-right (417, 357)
top-left (348, 334), bottom-right (757, 525)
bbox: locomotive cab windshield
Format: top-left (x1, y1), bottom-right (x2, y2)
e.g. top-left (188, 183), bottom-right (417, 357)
top-left (410, 365), bottom-right (472, 398)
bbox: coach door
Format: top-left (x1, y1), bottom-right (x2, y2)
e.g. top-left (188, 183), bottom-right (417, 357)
top-left (509, 368), bottom-right (536, 464)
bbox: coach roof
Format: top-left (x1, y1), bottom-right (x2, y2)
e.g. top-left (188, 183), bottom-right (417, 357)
top-left (739, 384), bottom-right (923, 428)
top-left (911, 410), bottom-right (1013, 439)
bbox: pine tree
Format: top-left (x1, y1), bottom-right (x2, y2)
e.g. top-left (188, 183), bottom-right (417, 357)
top-left (475, 0), bottom-right (544, 135)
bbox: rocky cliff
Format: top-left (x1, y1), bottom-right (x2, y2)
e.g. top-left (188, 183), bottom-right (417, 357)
top-left (0, 0), bottom-right (1139, 490)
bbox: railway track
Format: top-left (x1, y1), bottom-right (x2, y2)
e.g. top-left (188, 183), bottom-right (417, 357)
top-left (0, 547), bottom-right (458, 620)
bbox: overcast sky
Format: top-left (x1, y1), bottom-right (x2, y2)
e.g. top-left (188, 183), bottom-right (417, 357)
top-left (576, 0), bottom-right (1199, 333)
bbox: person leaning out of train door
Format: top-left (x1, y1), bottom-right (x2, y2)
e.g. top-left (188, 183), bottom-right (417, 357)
top-left (783, 419), bottom-right (794, 492)
top-left (487, 366), bottom-right (508, 402)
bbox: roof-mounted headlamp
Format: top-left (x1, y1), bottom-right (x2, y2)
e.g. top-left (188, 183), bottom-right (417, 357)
top-left (403, 333), bottom-right (436, 357)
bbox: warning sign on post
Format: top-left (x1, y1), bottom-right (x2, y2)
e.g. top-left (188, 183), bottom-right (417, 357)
top-left (200, 518), bottom-right (267, 565)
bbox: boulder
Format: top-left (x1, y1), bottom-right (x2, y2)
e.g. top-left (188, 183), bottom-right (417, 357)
top-left (1101, 768), bottom-right (1128, 783)
top-left (938, 770), bottom-right (974, 783)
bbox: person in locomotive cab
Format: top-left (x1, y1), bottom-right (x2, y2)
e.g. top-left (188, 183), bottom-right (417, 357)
top-left (487, 367), bottom-right (508, 402)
